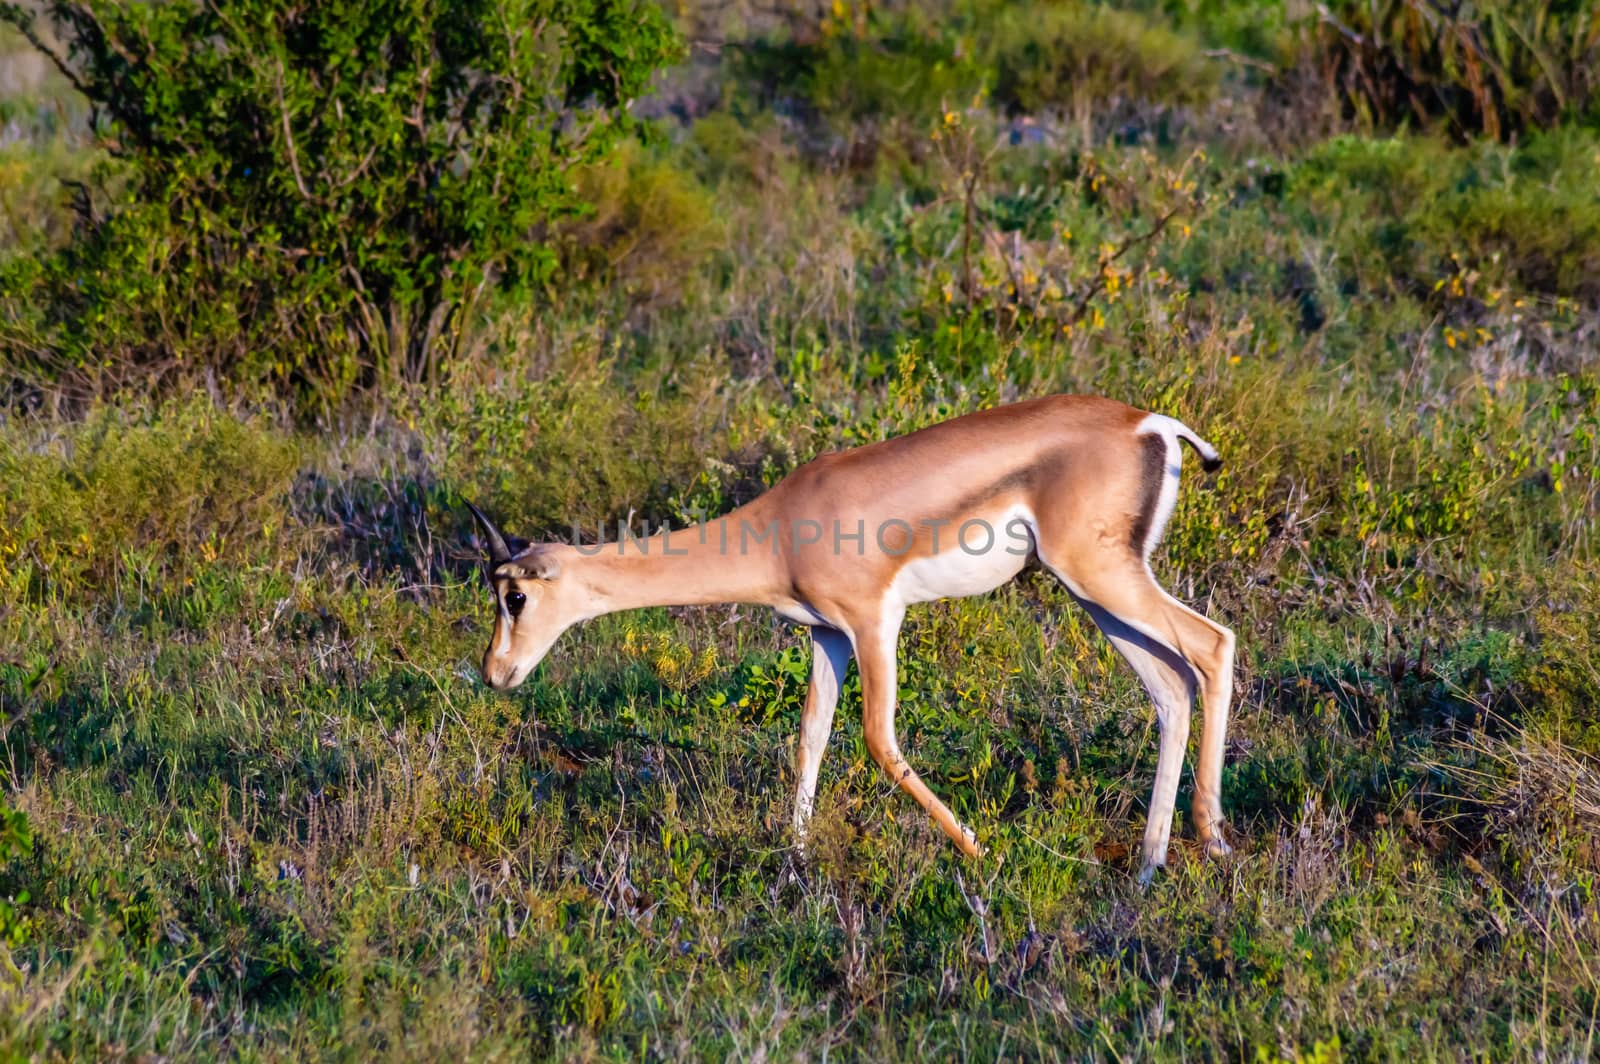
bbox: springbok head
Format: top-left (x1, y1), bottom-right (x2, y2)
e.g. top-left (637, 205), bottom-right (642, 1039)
top-left (465, 501), bottom-right (572, 690)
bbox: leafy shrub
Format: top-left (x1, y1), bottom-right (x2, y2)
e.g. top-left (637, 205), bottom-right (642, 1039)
top-left (560, 140), bottom-right (725, 305)
top-left (1289, 129), bottom-right (1600, 300)
top-left (0, 802), bottom-right (32, 953)
top-left (732, 0), bottom-right (1219, 143)
top-left (732, 0), bottom-right (984, 130)
top-left (0, 0), bottom-right (679, 406)
top-left (0, 399), bottom-right (297, 601)
top-left (1523, 572), bottom-right (1600, 754)
top-left (988, 2), bottom-right (1219, 120)
top-left (1152, 0), bottom-right (1296, 61)
top-left (1435, 181), bottom-right (1600, 301)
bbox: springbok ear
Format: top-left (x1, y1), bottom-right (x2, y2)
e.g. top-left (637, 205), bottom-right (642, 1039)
top-left (493, 550), bottom-right (561, 581)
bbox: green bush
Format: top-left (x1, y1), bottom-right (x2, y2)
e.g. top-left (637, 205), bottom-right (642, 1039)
top-left (0, 0), bottom-right (679, 406)
top-left (989, 2), bottom-right (1219, 119)
top-left (1288, 129), bottom-right (1600, 300)
top-left (1524, 571), bottom-right (1600, 754)
top-left (1152, 0), bottom-right (1296, 61)
top-left (560, 140), bottom-right (725, 304)
top-left (731, 0), bottom-right (1219, 140)
top-left (732, 0), bottom-right (984, 129)
top-left (1436, 182), bottom-right (1600, 301)
top-left (0, 399), bottom-right (297, 601)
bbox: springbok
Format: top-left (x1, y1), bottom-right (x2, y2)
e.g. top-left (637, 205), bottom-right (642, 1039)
top-left (467, 394), bottom-right (1234, 883)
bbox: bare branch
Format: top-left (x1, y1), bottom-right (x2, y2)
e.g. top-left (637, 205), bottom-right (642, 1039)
top-left (1063, 201), bottom-right (1186, 328)
top-left (274, 55), bottom-right (311, 200)
top-left (1, 4), bottom-right (93, 101)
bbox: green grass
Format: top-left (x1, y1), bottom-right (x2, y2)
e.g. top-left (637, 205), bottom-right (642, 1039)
top-left (2, 1), bottom-right (1599, 1059)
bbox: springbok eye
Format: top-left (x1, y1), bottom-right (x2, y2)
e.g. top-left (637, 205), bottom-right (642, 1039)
top-left (504, 590), bottom-right (527, 618)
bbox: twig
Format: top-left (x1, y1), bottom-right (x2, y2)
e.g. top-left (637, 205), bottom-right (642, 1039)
top-left (954, 870), bottom-right (997, 967)
top-left (274, 56), bottom-right (311, 200)
top-left (1018, 827), bottom-right (1097, 864)
top-left (1, 6), bottom-right (93, 101)
top-left (1063, 202), bottom-right (1186, 328)
top-left (1315, 3), bottom-right (1367, 47)
top-left (1203, 48), bottom-right (1277, 74)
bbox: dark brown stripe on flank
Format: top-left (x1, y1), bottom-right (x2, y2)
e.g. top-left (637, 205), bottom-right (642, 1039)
top-left (1129, 433), bottom-right (1167, 555)
top-left (943, 465), bottom-right (1036, 521)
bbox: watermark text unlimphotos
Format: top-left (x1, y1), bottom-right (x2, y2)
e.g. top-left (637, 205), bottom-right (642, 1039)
top-left (567, 515), bottom-right (1034, 557)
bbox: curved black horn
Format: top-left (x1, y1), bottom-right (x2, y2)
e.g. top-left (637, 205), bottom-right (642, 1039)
top-left (464, 499), bottom-right (512, 565)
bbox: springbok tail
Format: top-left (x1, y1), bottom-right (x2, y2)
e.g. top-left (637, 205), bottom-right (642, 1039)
top-left (1137, 413), bottom-right (1223, 473)
top-left (1174, 425), bottom-right (1223, 473)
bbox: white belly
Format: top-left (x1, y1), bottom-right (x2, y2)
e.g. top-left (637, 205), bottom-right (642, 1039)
top-left (890, 507), bottom-right (1035, 605)
top-left (774, 600), bottom-right (833, 626)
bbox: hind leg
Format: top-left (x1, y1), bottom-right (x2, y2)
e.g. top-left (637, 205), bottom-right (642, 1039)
top-left (1046, 559), bottom-right (1235, 872)
top-left (1096, 573), bottom-right (1234, 861)
top-left (1077, 599), bottom-right (1198, 884)
top-left (1183, 596), bottom-right (1235, 856)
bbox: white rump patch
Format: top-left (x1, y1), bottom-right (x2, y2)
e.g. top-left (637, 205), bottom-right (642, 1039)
top-left (1135, 414), bottom-right (1184, 559)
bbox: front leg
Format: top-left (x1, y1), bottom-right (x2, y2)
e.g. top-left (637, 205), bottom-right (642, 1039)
top-left (852, 609), bottom-right (983, 857)
top-left (793, 627), bottom-right (853, 841)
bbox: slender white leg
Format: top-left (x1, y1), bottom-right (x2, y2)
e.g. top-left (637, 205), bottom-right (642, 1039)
top-left (793, 626), bottom-right (853, 841)
top-left (1039, 552), bottom-right (1235, 884)
top-left (1079, 601), bottom-right (1198, 886)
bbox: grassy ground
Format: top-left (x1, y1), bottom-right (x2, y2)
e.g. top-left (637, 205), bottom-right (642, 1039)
top-left (2, 4), bottom-right (1599, 1060)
